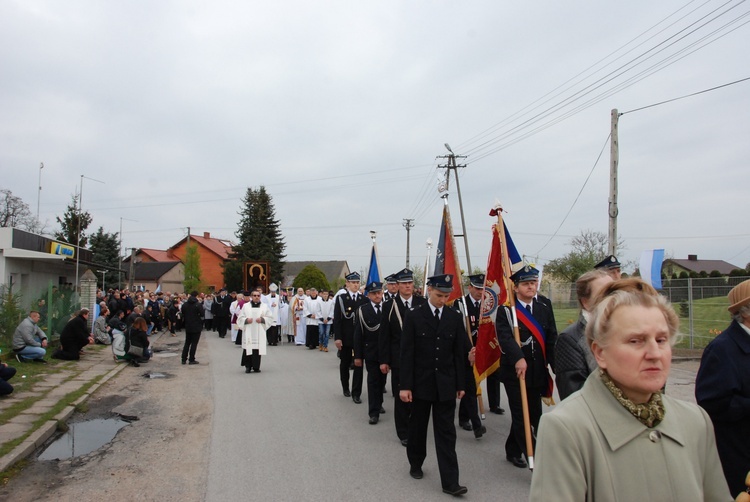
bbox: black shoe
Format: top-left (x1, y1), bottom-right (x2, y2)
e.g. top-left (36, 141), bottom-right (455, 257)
top-left (343, 390), bottom-right (351, 397)
top-left (15, 354), bottom-right (25, 363)
top-left (409, 466), bottom-right (423, 479)
top-left (490, 407), bottom-right (505, 415)
top-left (254, 369), bottom-right (261, 373)
top-left (379, 406), bottom-right (385, 414)
top-left (368, 416), bottom-right (379, 425)
top-left (506, 455), bottom-right (527, 468)
top-left (245, 367), bottom-right (252, 373)
top-left (188, 360), bottom-right (200, 365)
top-left (442, 485), bottom-right (468, 496)
top-left (400, 438), bottom-right (408, 447)
top-left (459, 421), bottom-right (472, 431)
top-left (32, 358), bottom-right (48, 364)
top-left (129, 360), bottom-right (140, 367)
top-left (352, 395), bottom-right (362, 404)
top-left (474, 425), bottom-right (487, 439)
top-left (181, 360), bottom-right (187, 365)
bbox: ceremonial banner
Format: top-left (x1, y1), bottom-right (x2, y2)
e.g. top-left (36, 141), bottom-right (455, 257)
top-left (433, 205), bottom-right (464, 305)
top-left (366, 243), bottom-right (380, 285)
top-left (474, 224), bottom-right (504, 383)
top-left (639, 249), bottom-right (665, 289)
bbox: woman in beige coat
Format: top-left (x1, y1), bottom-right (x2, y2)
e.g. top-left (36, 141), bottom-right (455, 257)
top-left (530, 279), bottom-right (731, 501)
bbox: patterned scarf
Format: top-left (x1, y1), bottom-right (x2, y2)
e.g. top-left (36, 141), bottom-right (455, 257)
top-left (600, 370), bottom-right (664, 428)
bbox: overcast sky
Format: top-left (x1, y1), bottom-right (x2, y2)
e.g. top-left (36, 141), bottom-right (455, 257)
top-left (2, 0), bottom-right (748, 281)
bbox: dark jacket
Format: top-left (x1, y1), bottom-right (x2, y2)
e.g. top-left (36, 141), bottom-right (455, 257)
top-left (495, 295), bottom-right (558, 388)
top-left (126, 327), bottom-right (149, 351)
top-left (334, 292), bottom-right (365, 347)
top-left (211, 294), bottom-right (232, 317)
top-left (400, 302), bottom-right (466, 402)
top-left (379, 295), bottom-right (426, 368)
top-left (60, 314), bottom-right (90, 353)
top-left (695, 319), bottom-right (750, 496)
top-left (353, 302), bottom-right (383, 362)
top-left (181, 296), bottom-right (204, 333)
top-left (555, 314), bottom-right (598, 400)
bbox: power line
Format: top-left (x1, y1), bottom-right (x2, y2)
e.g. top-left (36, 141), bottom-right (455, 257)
top-left (621, 75), bottom-right (750, 114)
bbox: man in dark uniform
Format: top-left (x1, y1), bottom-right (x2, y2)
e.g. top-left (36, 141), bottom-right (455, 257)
top-left (379, 268), bottom-right (426, 446)
top-left (495, 265), bottom-right (557, 469)
top-left (594, 254), bottom-right (622, 280)
top-left (334, 272), bottom-right (366, 403)
top-left (383, 274), bottom-right (398, 302)
top-left (456, 274), bottom-right (487, 438)
top-left (354, 281), bottom-right (386, 424)
top-left (212, 288), bottom-right (232, 338)
top-left (400, 274), bottom-right (468, 497)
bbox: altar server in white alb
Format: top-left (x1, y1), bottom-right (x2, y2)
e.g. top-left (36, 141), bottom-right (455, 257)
top-left (236, 290), bottom-right (274, 373)
top-left (262, 284), bottom-right (282, 346)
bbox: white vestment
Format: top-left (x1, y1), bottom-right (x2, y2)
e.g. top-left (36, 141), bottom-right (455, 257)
top-left (236, 302), bottom-right (274, 356)
top-left (291, 295), bottom-right (307, 345)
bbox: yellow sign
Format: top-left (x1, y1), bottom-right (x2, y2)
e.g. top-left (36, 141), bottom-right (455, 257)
top-left (50, 242), bottom-right (75, 258)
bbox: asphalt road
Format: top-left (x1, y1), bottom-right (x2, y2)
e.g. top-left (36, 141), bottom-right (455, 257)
top-left (203, 335), bottom-right (534, 502)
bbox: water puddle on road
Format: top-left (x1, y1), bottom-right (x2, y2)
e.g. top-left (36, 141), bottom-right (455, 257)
top-left (38, 418), bottom-right (130, 460)
top-left (142, 372), bottom-right (171, 379)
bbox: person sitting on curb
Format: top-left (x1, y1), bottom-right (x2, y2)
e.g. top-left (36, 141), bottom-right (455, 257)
top-left (0, 358), bottom-right (17, 396)
top-left (12, 310), bottom-right (48, 363)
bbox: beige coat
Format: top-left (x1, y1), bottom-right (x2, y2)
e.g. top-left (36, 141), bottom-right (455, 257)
top-left (530, 371), bottom-right (731, 501)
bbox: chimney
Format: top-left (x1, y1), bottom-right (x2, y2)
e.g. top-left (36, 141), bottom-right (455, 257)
top-left (688, 254), bottom-right (698, 261)
top-left (204, 232), bottom-right (210, 239)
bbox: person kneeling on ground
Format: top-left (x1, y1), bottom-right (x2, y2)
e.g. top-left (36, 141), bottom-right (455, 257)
top-left (53, 309), bottom-right (94, 361)
top-left (0, 360), bottom-right (17, 396)
top-left (93, 307), bottom-right (112, 345)
top-left (12, 310), bottom-right (48, 363)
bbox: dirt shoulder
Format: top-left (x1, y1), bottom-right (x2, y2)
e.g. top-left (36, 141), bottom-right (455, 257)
top-left (0, 336), bottom-right (212, 502)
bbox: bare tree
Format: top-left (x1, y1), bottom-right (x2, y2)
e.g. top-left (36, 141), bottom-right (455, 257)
top-left (0, 188), bottom-right (44, 232)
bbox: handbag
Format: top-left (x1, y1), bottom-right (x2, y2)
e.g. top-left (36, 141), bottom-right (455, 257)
top-left (127, 344), bottom-right (144, 358)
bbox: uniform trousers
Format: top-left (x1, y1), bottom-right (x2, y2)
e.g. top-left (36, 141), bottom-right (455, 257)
top-left (487, 369), bottom-right (503, 410)
top-left (339, 346), bottom-right (363, 397)
top-left (389, 367), bottom-right (410, 440)
top-left (503, 380), bottom-right (543, 458)
top-left (458, 367), bottom-right (481, 430)
top-left (407, 398), bottom-right (459, 489)
top-left (365, 360), bottom-right (384, 418)
top-left (215, 316), bottom-right (229, 338)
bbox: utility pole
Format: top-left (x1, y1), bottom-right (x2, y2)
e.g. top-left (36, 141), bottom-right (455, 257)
top-left (608, 109), bottom-right (620, 257)
top-left (128, 248), bottom-right (136, 292)
top-left (37, 162), bottom-right (43, 220)
top-left (402, 218), bottom-right (415, 268)
top-left (437, 144), bottom-right (472, 271)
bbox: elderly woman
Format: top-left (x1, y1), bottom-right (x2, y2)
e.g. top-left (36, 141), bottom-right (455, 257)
top-left (530, 279), bottom-right (731, 500)
top-left (555, 269), bottom-right (613, 400)
top-left (93, 307), bottom-right (112, 345)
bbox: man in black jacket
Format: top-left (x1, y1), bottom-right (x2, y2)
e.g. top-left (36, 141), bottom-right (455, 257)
top-left (354, 281), bottom-right (386, 424)
top-left (495, 265), bottom-right (557, 469)
top-left (181, 291), bottom-right (204, 365)
top-left (379, 268), bottom-right (426, 445)
top-left (211, 288), bottom-right (232, 338)
top-left (400, 274), bottom-right (467, 497)
top-left (334, 272), bottom-right (365, 403)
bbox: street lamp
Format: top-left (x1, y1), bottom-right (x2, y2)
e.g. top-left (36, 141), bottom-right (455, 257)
top-left (75, 175), bottom-right (105, 291)
top-left (97, 269), bottom-right (107, 293)
top-left (37, 162), bottom-right (43, 220)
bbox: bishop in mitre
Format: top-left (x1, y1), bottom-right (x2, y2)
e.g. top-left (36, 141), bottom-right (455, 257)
top-left (236, 290), bottom-right (274, 373)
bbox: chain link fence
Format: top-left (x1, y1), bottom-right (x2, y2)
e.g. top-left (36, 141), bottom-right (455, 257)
top-left (541, 276), bottom-right (748, 351)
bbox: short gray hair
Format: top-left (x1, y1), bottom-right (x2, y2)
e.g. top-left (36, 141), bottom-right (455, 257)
top-left (732, 303), bottom-right (750, 323)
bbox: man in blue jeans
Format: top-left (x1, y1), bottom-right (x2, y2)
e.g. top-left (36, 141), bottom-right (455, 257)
top-left (12, 311), bottom-right (48, 362)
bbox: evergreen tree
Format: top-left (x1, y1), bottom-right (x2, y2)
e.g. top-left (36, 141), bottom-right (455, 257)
top-left (183, 243), bottom-right (204, 292)
top-left (293, 265), bottom-right (330, 292)
top-left (89, 226), bottom-right (120, 288)
top-left (225, 186), bottom-right (286, 287)
top-left (55, 193), bottom-right (93, 248)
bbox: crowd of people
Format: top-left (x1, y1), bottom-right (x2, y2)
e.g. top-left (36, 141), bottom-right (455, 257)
top-left (3, 260), bottom-right (748, 499)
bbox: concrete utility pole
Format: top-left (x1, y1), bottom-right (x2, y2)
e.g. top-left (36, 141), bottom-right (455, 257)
top-left (403, 219), bottom-right (415, 268)
top-left (608, 109), bottom-right (620, 257)
top-left (128, 248), bottom-right (136, 291)
top-left (37, 162), bottom-right (43, 220)
top-left (437, 144), bottom-right (472, 271)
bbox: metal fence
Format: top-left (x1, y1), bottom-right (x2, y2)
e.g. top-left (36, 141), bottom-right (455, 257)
top-left (540, 275), bottom-right (748, 351)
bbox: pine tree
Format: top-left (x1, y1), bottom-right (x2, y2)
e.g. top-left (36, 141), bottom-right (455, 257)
top-left (55, 193), bottom-right (93, 248)
top-left (89, 226), bottom-right (120, 288)
top-left (225, 186), bottom-right (286, 286)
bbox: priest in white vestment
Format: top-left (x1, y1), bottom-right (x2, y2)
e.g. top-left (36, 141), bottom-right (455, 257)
top-left (236, 291), bottom-right (274, 373)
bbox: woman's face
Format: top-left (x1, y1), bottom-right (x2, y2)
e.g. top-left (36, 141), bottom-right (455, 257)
top-left (591, 305), bottom-right (671, 404)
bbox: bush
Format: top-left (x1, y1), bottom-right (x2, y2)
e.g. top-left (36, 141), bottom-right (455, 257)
top-left (0, 288), bottom-right (24, 349)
